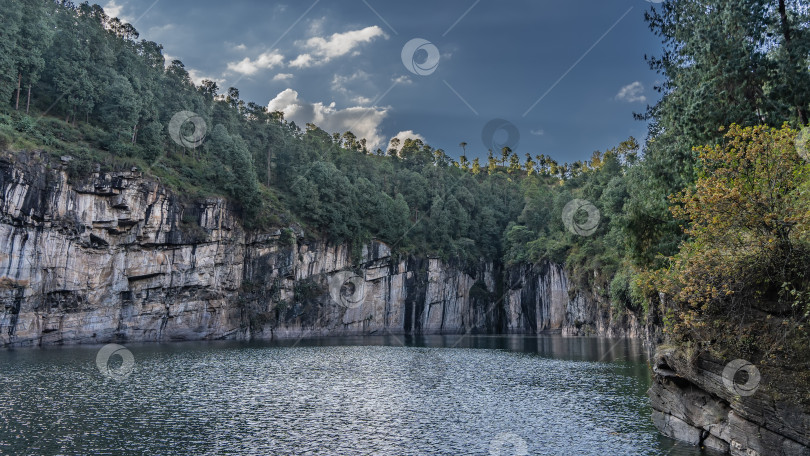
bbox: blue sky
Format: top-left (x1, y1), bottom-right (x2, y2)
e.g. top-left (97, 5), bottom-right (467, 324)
top-left (107, 0), bottom-right (664, 163)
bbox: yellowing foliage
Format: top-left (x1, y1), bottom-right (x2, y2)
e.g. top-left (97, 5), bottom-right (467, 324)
top-left (655, 125), bottom-right (810, 366)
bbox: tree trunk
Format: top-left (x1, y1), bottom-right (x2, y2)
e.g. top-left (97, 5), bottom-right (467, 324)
top-left (778, 0), bottom-right (808, 125)
top-left (131, 124), bottom-right (138, 144)
top-left (15, 73), bottom-right (21, 110)
top-left (25, 85), bottom-right (31, 114)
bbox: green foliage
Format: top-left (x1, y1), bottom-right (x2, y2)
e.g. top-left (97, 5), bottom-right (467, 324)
top-left (0, 1), bottom-right (807, 371)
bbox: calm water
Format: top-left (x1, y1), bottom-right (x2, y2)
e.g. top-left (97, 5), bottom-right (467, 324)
top-left (0, 335), bottom-right (704, 455)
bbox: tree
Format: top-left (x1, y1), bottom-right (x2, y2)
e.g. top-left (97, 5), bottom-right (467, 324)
top-left (770, 0), bottom-right (810, 126)
top-left (8, 0), bottom-right (54, 112)
top-left (471, 157), bottom-right (481, 176)
top-left (500, 146), bottom-right (511, 166)
top-left (459, 155), bottom-right (470, 170)
top-left (487, 149), bottom-right (497, 175)
top-left (99, 74), bottom-right (140, 143)
top-left (524, 154), bottom-right (536, 175)
top-left (0, 0), bottom-right (22, 105)
top-left (508, 152), bottom-right (521, 174)
top-left (656, 124), bottom-right (809, 364)
top-left (388, 137), bottom-right (401, 156)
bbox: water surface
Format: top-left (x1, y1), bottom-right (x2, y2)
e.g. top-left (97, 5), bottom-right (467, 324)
top-left (0, 335), bottom-right (705, 455)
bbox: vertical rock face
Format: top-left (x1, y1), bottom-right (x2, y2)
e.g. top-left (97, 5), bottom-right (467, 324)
top-left (0, 151), bottom-right (643, 347)
top-left (649, 349), bottom-right (810, 455)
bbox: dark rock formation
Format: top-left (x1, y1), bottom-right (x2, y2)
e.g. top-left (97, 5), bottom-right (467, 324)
top-left (649, 348), bottom-right (810, 455)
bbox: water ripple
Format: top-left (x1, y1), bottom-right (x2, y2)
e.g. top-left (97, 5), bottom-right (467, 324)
top-left (0, 337), bottom-right (704, 455)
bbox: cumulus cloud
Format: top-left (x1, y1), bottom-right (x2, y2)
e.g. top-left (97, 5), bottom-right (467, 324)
top-left (102, 0), bottom-right (128, 20)
top-left (162, 53), bottom-right (222, 86)
top-left (187, 69), bottom-right (225, 87)
top-left (615, 81), bottom-right (646, 103)
top-left (227, 50), bottom-right (284, 75)
top-left (388, 130), bottom-right (426, 151)
top-left (273, 73), bottom-right (294, 81)
top-left (267, 88), bottom-right (389, 149)
top-left (289, 54), bottom-right (313, 68)
top-left (290, 25), bottom-right (387, 67)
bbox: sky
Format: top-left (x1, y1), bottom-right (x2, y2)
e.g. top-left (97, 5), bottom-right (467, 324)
top-left (106, 0), bottom-right (666, 163)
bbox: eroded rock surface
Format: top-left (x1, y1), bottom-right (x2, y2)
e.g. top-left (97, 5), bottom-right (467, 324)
top-left (0, 151), bottom-right (644, 346)
top-left (649, 348), bottom-right (810, 455)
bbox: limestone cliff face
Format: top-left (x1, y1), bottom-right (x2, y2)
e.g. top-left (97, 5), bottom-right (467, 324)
top-left (0, 151), bottom-right (642, 347)
top-left (650, 349), bottom-right (810, 455)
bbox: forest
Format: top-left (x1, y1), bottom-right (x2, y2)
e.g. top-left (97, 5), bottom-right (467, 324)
top-left (1, 0), bottom-right (809, 397)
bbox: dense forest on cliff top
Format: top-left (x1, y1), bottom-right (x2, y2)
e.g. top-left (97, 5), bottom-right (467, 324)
top-left (1, 0), bottom-right (810, 396)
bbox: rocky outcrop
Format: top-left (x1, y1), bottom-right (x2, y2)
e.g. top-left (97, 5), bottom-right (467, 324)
top-left (649, 348), bottom-right (810, 455)
top-left (0, 151), bottom-right (643, 347)
top-left (504, 263), bottom-right (651, 340)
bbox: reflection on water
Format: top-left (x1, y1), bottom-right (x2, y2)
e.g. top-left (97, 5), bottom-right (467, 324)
top-left (0, 335), bottom-right (704, 455)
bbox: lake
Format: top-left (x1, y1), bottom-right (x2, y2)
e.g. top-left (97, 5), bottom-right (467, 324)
top-left (0, 335), bottom-right (705, 455)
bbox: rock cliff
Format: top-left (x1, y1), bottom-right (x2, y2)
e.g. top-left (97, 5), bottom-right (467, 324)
top-left (0, 151), bottom-right (643, 347)
top-left (649, 348), bottom-right (810, 455)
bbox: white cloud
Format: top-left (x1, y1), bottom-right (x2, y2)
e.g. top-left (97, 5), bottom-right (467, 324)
top-left (290, 25), bottom-right (387, 67)
top-left (331, 70), bottom-right (370, 94)
top-left (227, 50), bottom-right (285, 75)
top-left (530, 128), bottom-right (545, 136)
top-left (308, 17), bottom-right (326, 35)
top-left (289, 53), bottom-right (313, 68)
top-left (388, 130), bottom-right (426, 151)
top-left (392, 75), bottom-right (412, 85)
top-left (103, 0), bottom-right (127, 20)
top-left (615, 81), bottom-right (647, 103)
top-left (273, 73), bottom-right (294, 81)
top-left (267, 88), bottom-right (389, 149)
top-left (163, 53), bottom-right (223, 86)
top-left (187, 69), bottom-right (225, 87)
top-left (234, 43), bottom-right (247, 51)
